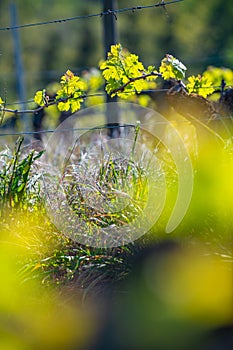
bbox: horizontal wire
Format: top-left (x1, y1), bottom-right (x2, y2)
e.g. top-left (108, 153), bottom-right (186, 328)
top-left (4, 90), bottom-right (168, 107)
top-left (5, 99), bottom-right (35, 107)
top-left (3, 84), bottom-right (233, 108)
top-left (0, 124), bottom-right (137, 137)
top-left (0, 115), bottom-right (232, 138)
top-left (0, 0), bottom-right (183, 31)
top-left (0, 1), bottom-right (231, 138)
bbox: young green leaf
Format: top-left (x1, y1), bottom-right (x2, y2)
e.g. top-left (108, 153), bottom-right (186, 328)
top-left (34, 90), bottom-right (47, 106)
top-left (203, 66), bottom-right (233, 88)
top-left (55, 70), bottom-right (87, 113)
top-left (100, 44), bottom-right (158, 98)
top-left (187, 74), bottom-right (215, 98)
top-left (159, 54), bottom-right (187, 80)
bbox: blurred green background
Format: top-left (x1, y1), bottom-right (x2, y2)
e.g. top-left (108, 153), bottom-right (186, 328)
top-left (0, 0), bottom-right (232, 102)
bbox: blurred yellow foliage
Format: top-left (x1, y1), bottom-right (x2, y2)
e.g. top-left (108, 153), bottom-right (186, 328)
top-left (154, 249), bottom-right (233, 325)
top-left (0, 214), bottom-right (95, 350)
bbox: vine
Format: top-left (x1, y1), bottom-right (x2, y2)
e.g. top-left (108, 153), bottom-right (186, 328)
top-left (99, 43), bottom-right (160, 98)
top-left (0, 43), bottom-right (232, 120)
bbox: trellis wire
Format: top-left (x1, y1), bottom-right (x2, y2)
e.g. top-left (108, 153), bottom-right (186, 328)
top-left (0, 0), bottom-right (231, 138)
top-left (0, 1), bottom-right (183, 31)
top-left (0, 115), bottom-right (232, 138)
top-left (3, 85), bottom-right (232, 109)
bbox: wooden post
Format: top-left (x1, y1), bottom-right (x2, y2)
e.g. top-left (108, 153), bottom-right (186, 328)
top-left (10, 2), bottom-right (28, 131)
top-left (103, 0), bottom-right (119, 136)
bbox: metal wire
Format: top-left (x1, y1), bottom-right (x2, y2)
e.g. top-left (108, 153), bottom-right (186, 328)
top-left (0, 115), bottom-right (232, 138)
top-left (3, 85), bottom-right (232, 108)
top-left (0, 1), bottom-right (183, 31)
top-left (0, 124), bottom-right (137, 137)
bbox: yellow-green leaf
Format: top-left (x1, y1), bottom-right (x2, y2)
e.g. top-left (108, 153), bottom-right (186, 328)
top-left (70, 100), bottom-right (81, 113)
top-left (203, 66), bottom-right (233, 87)
top-left (34, 90), bottom-right (45, 106)
top-left (159, 54), bottom-right (187, 80)
top-left (187, 74), bottom-right (215, 98)
top-left (57, 101), bottom-right (70, 112)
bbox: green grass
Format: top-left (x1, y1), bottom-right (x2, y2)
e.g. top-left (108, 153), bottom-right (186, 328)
top-left (63, 154), bottom-right (149, 228)
top-left (0, 134), bottom-right (143, 286)
top-left (0, 124), bottom-right (232, 287)
top-left (0, 120), bottom-right (232, 350)
top-left (0, 137), bottom-right (44, 214)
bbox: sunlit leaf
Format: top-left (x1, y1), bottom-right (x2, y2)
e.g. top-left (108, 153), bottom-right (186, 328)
top-left (159, 54), bottom-right (187, 80)
top-left (34, 90), bottom-right (46, 106)
top-left (100, 43), bottom-right (158, 98)
top-left (187, 74), bottom-right (215, 97)
top-left (203, 66), bottom-right (233, 87)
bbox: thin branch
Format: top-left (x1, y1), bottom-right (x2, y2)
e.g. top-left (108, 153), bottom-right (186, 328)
top-left (0, 84), bottom-right (230, 116)
top-left (2, 105), bottom-right (49, 115)
top-left (110, 72), bottom-right (162, 96)
top-left (0, 95), bottom-right (87, 115)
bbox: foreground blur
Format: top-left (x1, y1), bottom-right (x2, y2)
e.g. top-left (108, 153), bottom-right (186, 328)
top-left (0, 119), bottom-right (232, 349)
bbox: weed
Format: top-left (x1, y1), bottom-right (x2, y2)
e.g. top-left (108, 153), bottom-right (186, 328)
top-left (0, 137), bottom-right (44, 214)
